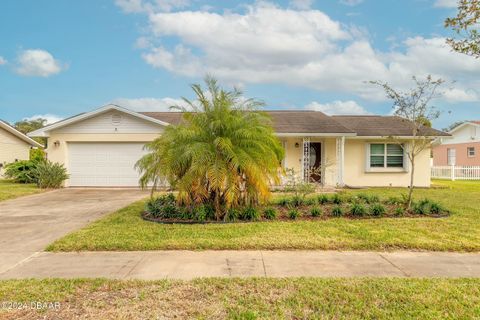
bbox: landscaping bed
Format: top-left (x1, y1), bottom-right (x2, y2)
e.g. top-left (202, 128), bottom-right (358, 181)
top-left (142, 192), bottom-right (450, 224)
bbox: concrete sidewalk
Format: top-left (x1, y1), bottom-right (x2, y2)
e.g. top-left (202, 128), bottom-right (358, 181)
top-left (1, 250), bottom-right (479, 280)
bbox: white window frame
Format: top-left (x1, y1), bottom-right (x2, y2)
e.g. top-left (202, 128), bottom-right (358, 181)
top-left (447, 148), bottom-right (456, 166)
top-left (467, 147), bottom-right (475, 158)
top-left (365, 142), bottom-right (407, 172)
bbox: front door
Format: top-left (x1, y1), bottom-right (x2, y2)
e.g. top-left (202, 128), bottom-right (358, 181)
top-left (309, 142), bottom-right (322, 183)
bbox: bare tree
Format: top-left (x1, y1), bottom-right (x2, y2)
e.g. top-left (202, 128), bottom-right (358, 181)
top-left (445, 0), bottom-right (480, 58)
top-left (370, 76), bottom-right (445, 210)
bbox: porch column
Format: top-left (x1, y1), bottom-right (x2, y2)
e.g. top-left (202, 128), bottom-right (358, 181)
top-left (302, 137), bottom-right (311, 182)
top-left (336, 136), bottom-right (345, 187)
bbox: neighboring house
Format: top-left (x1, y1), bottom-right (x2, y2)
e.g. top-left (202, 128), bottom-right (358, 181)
top-left (0, 120), bottom-right (43, 174)
top-left (432, 121), bottom-right (480, 166)
top-left (28, 105), bottom-right (449, 188)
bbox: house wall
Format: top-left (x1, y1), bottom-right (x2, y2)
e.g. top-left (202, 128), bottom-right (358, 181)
top-left (432, 142), bottom-right (480, 166)
top-left (0, 127), bottom-right (31, 174)
top-left (344, 139), bottom-right (431, 187)
top-left (443, 123), bottom-right (479, 144)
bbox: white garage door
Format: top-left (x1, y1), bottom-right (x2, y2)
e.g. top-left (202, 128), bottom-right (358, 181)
top-left (68, 143), bottom-right (148, 187)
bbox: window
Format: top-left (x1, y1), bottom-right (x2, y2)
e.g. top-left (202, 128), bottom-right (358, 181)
top-left (447, 148), bottom-right (456, 165)
top-left (369, 143), bottom-right (404, 169)
top-left (467, 147), bottom-right (475, 157)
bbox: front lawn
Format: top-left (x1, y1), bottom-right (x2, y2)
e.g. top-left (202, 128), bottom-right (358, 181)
top-left (1, 278), bottom-right (479, 319)
top-left (47, 180), bottom-right (480, 252)
top-left (0, 179), bottom-right (43, 202)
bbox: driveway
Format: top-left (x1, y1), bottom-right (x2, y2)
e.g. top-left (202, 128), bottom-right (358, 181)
top-left (0, 189), bottom-right (148, 274)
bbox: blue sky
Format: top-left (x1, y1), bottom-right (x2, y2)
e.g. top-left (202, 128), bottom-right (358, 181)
top-left (0, 0), bottom-right (478, 129)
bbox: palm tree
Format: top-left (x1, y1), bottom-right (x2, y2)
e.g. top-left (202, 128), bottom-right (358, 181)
top-left (136, 76), bottom-right (284, 220)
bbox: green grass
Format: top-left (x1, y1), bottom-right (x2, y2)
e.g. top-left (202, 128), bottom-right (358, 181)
top-left (47, 180), bottom-right (480, 252)
top-left (0, 179), bottom-right (43, 202)
top-left (0, 278), bottom-right (479, 319)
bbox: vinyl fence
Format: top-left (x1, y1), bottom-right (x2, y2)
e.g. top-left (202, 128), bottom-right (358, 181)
top-left (431, 166), bottom-right (480, 180)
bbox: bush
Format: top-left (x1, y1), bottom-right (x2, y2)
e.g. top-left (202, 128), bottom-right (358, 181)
top-left (288, 208), bottom-right (300, 220)
top-left (29, 148), bottom-right (46, 162)
top-left (241, 207), bottom-right (260, 221)
top-left (194, 204), bottom-right (216, 222)
top-left (350, 203), bottom-right (367, 217)
top-left (225, 208), bottom-right (240, 222)
top-left (145, 193), bottom-right (179, 219)
top-left (3, 160), bottom-right (37, 183)
top-left (357, 193), bottom-right (370, 203)
top-left (276, 197), bottom-right (290, 207)
top-left (413, 202), bottom-right (427, 215)
top-left (331, 205), bottom-right (343, 217)
top-left (31, 160), bottom-right (69, 189)
top-left (317, 194), bottom-right (329, 205)
top-left (369, 195), bottom-right (380, 203)
top-left (304, 197), bottom-right (317, 206)
top-left (331, 193), bottom-right (342, 205)
top-left (310, 206), bottom-right (322, 217)
top-left (429, 202), bottom-right (444, 214)
top-left (370, 203), bottom-right (386, 217)
top-left (385, 196), bottom-right (402, 205)
top-left (394, 207), bottom-right (405, 216)
top-left (290, 195), bottom-right (304, 207)
top-left (263, 208), bottom-right (277, 220)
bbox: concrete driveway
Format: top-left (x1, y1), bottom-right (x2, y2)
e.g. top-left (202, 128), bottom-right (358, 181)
top-left (0, 189), bottom-right (148, 274)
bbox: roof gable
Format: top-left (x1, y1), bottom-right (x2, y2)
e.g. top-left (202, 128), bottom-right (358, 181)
top-left (28, 105), bottom-right (170, 137)
top-left (0, 120), bottom-right (43, 148)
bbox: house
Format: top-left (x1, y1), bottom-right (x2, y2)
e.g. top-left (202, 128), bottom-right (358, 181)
top-left (432, 121), bottom-right (480, 166)
top-left (28, 104), bottom-right (449, 188)
top-left (0, 120), bottom-right (44, 174)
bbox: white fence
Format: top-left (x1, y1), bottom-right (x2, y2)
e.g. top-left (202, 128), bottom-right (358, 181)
top-left (431, 166), bottom-right (480, 180)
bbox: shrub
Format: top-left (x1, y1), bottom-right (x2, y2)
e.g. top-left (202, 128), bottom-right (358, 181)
top-left (225, 208), bottom-right (240, 222)
top-left (331, 193), bottom-right (342, 204)
top-left (263, 208), bottom-right (277, 220)
top-left (3, 160), bottom-right (37, 183)
top-left (31, 161), bottom-right (69, 189)
top-left (290, 195), bottom-right (304, 207)
top-left (241, 207), bottom-right (260, 221)
top-left (357, 193), bottom-right (370, 203)
top-left (29, 148), bottom-right (46, 162)
top-left (304, 197), bottom-right (317, 206)
top-left (276, 197), bottom-right (290, 207)
top-left (194, 204), bottom-right (216, 222)
top-left (386, 196), bottom-right (402, 205)
top-left (331, 205), bottom-right (343, 217)
top-left (429, 202), bottom-right (443, 214)
top-left (350, 203), bottom-right (367, 217)
top-left (412, 202), bottom-right (427, 215)
top-left (145, 193), bottom-right (179, 219)
top-left (317, 194), bottom-right (329, 205)
top-left (394, 207), bottom-right (405, 216)
top-left (288, 208), bottom-right (300, 220)
top-left (370, 203), bottom-right (386, 217)
top-left (310, 206), bottom-right (322, 217)
top-left (369, 195), bottom-right (380, 203)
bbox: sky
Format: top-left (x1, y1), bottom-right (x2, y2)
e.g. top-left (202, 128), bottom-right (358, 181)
top-left (0, 0), bottom-right (478, 129)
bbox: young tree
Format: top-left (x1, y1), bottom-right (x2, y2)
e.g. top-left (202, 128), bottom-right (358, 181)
top-left (136, 76), bottom-right (284, 220)
top-left (370, 76), bottom-right (445, 210)
top-left (445, 0), bottom-right (480, 58)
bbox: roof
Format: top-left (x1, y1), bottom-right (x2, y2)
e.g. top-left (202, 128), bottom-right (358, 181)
top-left (28, 104), bottom-right (450, 138)
top-left (141, 111), bottom-right (356, 135)
top-left (331, 115), bottom-right (450, 137)
top-left (0, 120), bottom-right (43, 148)
top-left (448, 120), bottom-right (480, 134)
top-left (471, 121), bottom-right (480, 125)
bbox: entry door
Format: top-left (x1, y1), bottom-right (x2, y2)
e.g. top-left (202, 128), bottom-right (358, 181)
top-left (68, 142), bottom-right (147, 187)
top-left (309, 142), bottom-right (322, 183)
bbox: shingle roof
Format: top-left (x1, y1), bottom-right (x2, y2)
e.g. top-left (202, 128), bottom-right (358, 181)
top-left (472, 121), bottom-right (480, 125)
top-left (140, 111), bottom-right (449, 137)
top-left (332, 115), bottom-right (450, 137)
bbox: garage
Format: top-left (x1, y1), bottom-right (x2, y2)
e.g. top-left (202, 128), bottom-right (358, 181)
top-left (68, 142), bottom-right (148, 187)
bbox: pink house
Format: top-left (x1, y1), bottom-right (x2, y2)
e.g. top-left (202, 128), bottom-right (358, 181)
top-left (432, 121), bottom-right (480, 166)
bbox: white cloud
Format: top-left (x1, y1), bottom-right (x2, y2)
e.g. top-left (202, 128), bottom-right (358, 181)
top-left (442, 88), bottom-right (479, 102)
top-left (15, 49), bottom-right (64, 77)
top-left (0, 56), bottom-right (6, 65)
top-left (111, 97), bottom-right (189, 111)
top-left (340, 0), bottom-right (363, 6)
top-left (115, 0), bottom-right (190, 13)
top-left (305, 100), bottom-right (370, 115)
top-left (24, 114), bottom-right (63, 124)
top-left (123, 2), bottom-right (479, 103)
top-left (289, 0), bottom-right (314, 10)
top-left (433, 0), bottom-right (458, 8)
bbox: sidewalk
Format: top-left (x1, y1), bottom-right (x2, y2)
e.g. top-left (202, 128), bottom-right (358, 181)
top-left (1, 250), bottom-right (479, 280)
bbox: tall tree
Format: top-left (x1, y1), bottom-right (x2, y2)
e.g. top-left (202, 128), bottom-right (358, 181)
top-left (445, 0), bottom-right (480, 58)
top-left (136, 76), bottom-right (284, 220)
top-left (14, 118), bottom-right (47, 145)
top-left (371, 76), bottom-right (445, 210)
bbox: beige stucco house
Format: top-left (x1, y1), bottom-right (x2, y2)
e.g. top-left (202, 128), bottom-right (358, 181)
top-left (0, 120), bottom-right (43, 174)
top-left (28, 105), bottom-right (449, 188)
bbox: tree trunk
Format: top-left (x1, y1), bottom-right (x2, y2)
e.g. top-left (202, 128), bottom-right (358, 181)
top-left (407, 155), bottom-right (415, 210)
